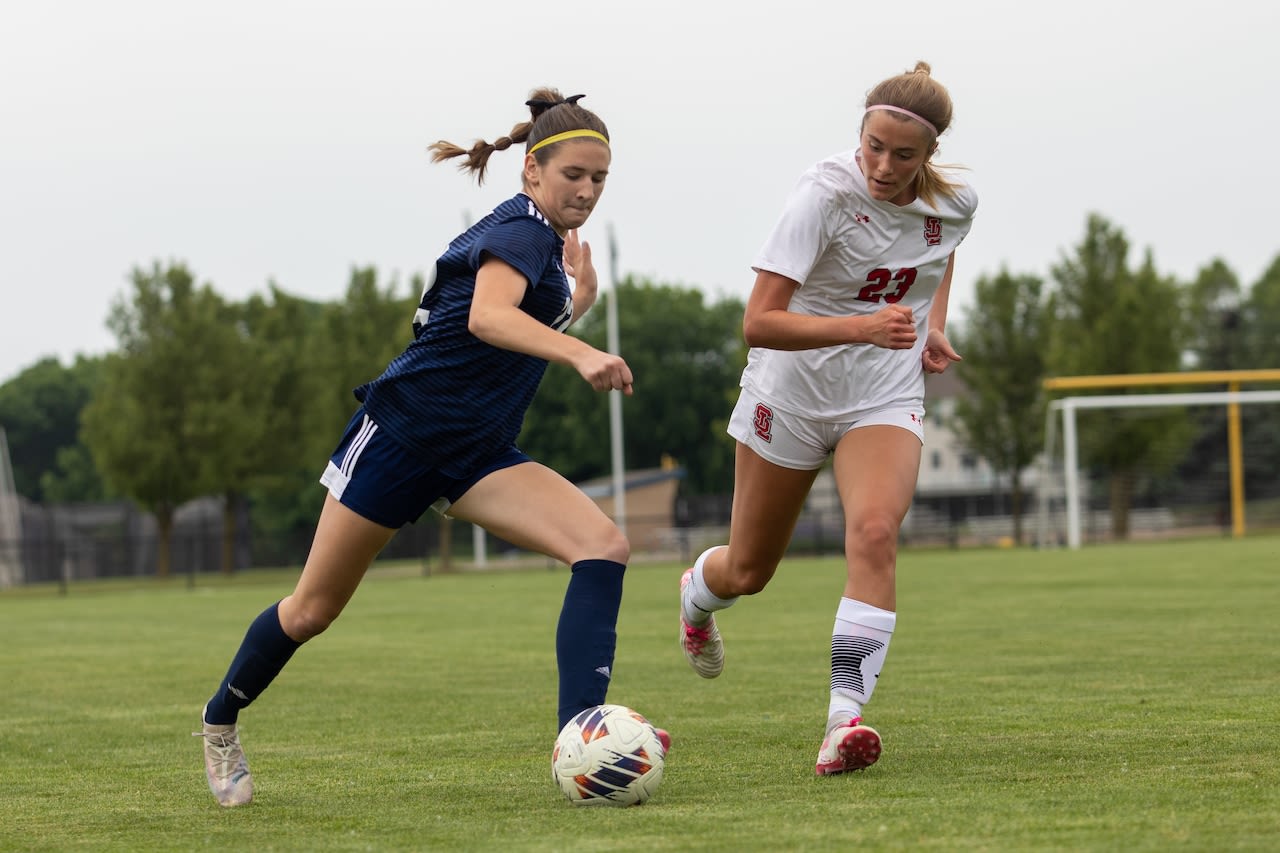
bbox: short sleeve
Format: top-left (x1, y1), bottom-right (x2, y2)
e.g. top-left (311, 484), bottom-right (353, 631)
top-left (751, 167), bottom-right (839, 286)
top-left (469, 216), bottom-right (559, 287)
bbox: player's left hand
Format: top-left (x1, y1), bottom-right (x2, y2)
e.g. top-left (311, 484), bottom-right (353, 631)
top-left (922, 328), bottom-right (962, 374)
top-left (562, 230), bottom-right (596, 286)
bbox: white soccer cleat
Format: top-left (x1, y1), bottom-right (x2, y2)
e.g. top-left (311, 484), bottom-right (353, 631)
top-left (194, 706), bottom-right (253, 807)
top-left (679, 568), bottom-right (724, 678)
top-left (815, 717), bottom-right (881, 776)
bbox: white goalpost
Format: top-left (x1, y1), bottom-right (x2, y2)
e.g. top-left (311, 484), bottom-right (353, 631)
top-left (0, 427), bottom-right (21, 587)
top-left (1038, 386), bottom-right (1280, 550)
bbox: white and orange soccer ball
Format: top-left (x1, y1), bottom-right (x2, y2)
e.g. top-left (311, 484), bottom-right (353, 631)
top-left (551, 704), bottom-right (666, 806)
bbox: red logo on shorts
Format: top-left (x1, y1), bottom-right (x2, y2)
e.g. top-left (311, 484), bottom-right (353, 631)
top-left (753, 403), bottom-right (774, 443)
top-left (924, 217), bottom-right (942, 246)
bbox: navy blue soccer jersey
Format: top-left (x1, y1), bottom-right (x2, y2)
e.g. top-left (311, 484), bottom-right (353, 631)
top-left (354, 193), bottom-right (573, 476)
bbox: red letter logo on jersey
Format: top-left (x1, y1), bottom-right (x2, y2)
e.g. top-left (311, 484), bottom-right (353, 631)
top-left (753, 403), bottom-right (774, 443)
top-left (923, 216), bottom-right (942, 246)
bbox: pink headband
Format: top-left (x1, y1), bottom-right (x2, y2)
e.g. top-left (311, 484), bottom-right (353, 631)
top-left (865, 104), bottom-right (938, 136)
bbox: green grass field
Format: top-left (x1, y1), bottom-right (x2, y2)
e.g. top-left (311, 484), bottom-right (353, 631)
top-left (3, 537), bottom-right (1278, 851)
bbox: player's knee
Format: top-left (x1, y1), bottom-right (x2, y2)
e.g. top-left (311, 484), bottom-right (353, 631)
top-left (576, 522), bottom-right (629, 565)
top-left (596, 525), bottom-right (630, 565)
top-left (721, 553), bottom-right (776, 597)
top-left (847, 515), bottom-right (900, 558)
top-left (727, 575), bottom-right (770, 596)
top-left (281, 598), bottom-right (342, 642)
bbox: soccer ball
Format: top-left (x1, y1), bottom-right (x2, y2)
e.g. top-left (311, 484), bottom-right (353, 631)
top-left (551, 704), bottom-right (666, 806)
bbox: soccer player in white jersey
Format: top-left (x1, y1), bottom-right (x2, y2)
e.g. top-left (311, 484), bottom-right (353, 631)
top-left (677, 61), bottom-right (978, 776)
top-left (194, 89), bottom-right (667, 807)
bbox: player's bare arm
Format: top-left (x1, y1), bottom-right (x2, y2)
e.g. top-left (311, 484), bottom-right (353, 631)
top-left (922, 251), bottom-right (962, 373)
top-left (744, 270), bottom-right (916, 350)
top-left (470, 256), bottom-right (632, 394)
top-left (922, 329), bottom-right (961, 373)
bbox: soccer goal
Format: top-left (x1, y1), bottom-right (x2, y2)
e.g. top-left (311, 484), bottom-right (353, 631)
top-left (0, 427), bottom-right (21, 587)
top-left (1037, 370), bottom-right (1280, 549)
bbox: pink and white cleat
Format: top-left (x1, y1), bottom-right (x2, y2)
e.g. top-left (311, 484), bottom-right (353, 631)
top-left (679, 568), bottom-right (724, 678)
top-left (815, 718), bottom-right (882, 776)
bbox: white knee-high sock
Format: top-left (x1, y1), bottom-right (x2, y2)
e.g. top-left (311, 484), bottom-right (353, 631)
top-left (827, 597), bottom-right (895, 730)
top-left (681, 545), bottom-right (738, 625)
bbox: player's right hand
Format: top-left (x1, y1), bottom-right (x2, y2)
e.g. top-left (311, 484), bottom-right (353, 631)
top-left (575, 349), bottom-right (634, 395)
top-left (861, 304), bottom-right (917, 349)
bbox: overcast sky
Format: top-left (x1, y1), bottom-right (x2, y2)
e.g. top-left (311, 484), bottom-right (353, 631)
top-left (2, 0), bottom-right (1277, 383)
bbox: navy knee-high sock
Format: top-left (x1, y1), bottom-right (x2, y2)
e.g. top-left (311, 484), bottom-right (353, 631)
top-left (555, 559), bottom-right (626, 731)
top-left (204, 601), bottom-right (302, 725)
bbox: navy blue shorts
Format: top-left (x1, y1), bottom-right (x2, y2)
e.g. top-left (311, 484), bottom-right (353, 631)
top-left (319, 407), bottom-right (531, 528)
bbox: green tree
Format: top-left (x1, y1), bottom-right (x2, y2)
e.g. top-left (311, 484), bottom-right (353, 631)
top-left (520, 278), bottom-right (745, 495)
top-left (0, 356), bottom-right (104, 502)
top-left (40, 444), bottom-right (113, 503)
top-left (1183, 258), bottom-right (1245, 370)
top-left (202, 268), bottom-right (418, 567)
top-left (181, 290), bottom-right (290, 575)
top-left (1243, 253), bottom-right (1280, 367)
top-left (947, 269), bottom-right (1048, 545)
top-left (1172, 259), bottom-right (1247, 509)
top-left (311, 267), bottom-right (420, 447)
top-left (1046, 215), bottom-right (1191, 539)
top-left (275, 267), bottom-right (425, 561)
top-left (1239, 254), bottom-right (1280, 500)
top-left (236, 286), bottom-right (331, 543)
top-left (80, 261), bottom-right (239, 576)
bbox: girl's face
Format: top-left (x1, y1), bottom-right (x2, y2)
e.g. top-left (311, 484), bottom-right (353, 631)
top-left (523, 139), bottom-right (610, 234)
top-left (858, 111), bottom-right (936, 206)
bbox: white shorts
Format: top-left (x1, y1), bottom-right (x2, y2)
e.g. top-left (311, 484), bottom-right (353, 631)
top-left (726, 389), bottom-right (925, 470)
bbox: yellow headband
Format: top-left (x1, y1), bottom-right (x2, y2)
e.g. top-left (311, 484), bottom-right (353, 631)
top-left (528, 129), bottom-right (609, 155)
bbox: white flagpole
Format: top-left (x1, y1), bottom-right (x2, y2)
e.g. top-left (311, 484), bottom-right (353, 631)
top-left (462, 209), bottom-right (488, 567)
top-left (606, 223), bottom-right (627, 536)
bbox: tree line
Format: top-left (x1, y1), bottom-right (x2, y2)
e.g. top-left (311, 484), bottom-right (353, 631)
top-left (947, 215), bottom-right (1280, 543)
top-left (2, 212), bottom-right (1278, 569)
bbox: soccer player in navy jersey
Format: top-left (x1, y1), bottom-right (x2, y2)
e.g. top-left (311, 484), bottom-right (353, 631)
top-left (676, 62), bottom-right (979, 776)
top-left (195, 88), bottom-right (666, 807)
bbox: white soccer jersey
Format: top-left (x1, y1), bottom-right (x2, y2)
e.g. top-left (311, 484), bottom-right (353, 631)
top-left (742, 148), bottom-right (978, 420)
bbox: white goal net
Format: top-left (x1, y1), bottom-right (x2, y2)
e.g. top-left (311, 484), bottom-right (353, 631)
top-left (1037, 388), bottom-right (1280, 549)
